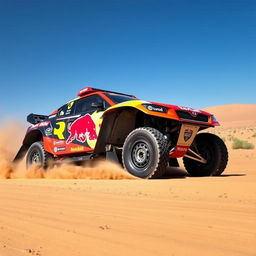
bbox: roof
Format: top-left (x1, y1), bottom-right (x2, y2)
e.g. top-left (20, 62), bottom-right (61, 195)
top-left (77, 87), bottom-right (136, 98)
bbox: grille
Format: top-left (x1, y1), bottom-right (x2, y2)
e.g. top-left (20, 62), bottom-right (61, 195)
top-left (176, 110), bottom-right (209, 123)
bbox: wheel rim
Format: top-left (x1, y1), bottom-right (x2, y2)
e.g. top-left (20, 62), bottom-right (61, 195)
top-left (30, 150), bottom-right (41, 164)
top-left (131, 141), bottom-right (150, 169)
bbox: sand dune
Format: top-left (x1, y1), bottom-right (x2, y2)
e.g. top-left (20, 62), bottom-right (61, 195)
top-left (0, 105), bottom-right (255, 256)
top-left (204, 104), bottom-right (256, 127)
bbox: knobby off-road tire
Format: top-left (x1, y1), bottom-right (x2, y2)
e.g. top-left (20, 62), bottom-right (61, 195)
top-left (122, 127), bottom-right (169, 179)
top-left (183, 133), bottom-right (228, 176)
top-left (26, 141), bottom-right (52, 169)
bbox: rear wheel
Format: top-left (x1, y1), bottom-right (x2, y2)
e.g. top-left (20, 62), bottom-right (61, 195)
top-left (122, 127), bottom-right (168, 179)
top-left (183, 133), bottom-right (228, 176)
top-left (26, 141), bottom-right (52, 169)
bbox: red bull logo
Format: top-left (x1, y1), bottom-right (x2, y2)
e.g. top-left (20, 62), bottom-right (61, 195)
top-left (66, 114), bottom-right (98, 144)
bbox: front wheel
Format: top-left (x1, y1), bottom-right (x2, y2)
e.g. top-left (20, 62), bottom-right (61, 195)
top-left (122, 127), bottom-right (168, 179)
top-left (26, 141), bottom-right (52, 169)
top-left (183, 133), bottom-right (228, 176)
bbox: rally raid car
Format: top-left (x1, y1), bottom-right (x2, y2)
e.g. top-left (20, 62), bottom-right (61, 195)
top-left (14, 87), bottom-right (228, 178)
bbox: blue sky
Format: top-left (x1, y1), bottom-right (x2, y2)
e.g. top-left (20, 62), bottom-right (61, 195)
top-left (0, 0), bottom-right (255, 120)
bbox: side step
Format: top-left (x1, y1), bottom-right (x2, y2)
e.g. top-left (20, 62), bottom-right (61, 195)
top-left (55, 154), bottom-right (94, 165)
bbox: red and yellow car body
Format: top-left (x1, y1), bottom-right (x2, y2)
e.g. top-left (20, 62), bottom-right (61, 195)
top-left (14, 87), bottom-right (220, 162)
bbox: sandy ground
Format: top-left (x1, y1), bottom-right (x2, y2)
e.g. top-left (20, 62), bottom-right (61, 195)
top-left (0, 105), bottom-right (255, 256)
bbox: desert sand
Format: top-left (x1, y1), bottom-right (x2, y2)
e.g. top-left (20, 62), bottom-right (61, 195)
top-left (0, 104), bottom-right (255, 256)
top-left (205, 104), bottom-right (256, 127)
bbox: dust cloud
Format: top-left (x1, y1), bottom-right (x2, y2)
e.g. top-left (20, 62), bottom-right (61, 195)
top-left (0, 121), bottom-right (136, 180)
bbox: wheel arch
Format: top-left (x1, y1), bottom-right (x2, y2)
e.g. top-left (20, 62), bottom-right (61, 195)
top-left (13, 130), bottom-right (43, 162)
top-left (94, 106), bottom-right (181, 155)
top-left (23, 130), bottom-right (43, 145)
top-left (94, 107), bottom-right (147, 154)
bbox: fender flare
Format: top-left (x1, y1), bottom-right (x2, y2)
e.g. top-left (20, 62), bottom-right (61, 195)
top-left (94, 106), bottom-right (140, 154)
top-left (13, 129), bottom-right (43, 162)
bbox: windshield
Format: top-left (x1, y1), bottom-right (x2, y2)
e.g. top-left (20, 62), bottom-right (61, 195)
top-left (105, 93), bottom-right (137, 104)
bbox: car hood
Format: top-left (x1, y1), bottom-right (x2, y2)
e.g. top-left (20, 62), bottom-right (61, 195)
top-left (149, 101), bottom-right (212, 117)
top-left (104, 99), bottom-right (219, 126)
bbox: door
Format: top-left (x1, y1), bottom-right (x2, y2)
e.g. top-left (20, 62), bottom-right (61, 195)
top-left (46, 100), bottom-right (78, 155)
top-left (65, 94), bottom-right (110, 153)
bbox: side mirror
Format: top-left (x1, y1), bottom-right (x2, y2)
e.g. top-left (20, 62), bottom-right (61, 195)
top-left (91, 102), bottom-right (104, 110)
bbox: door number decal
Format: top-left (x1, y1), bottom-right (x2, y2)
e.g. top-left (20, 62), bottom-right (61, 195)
top-left (54, 122), bottom-right (66, 139)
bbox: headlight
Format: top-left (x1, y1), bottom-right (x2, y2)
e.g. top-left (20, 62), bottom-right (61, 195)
top-left (212, 115), bottom-right (218, 122)
top-left (142, 104), bottom-right (168, 113)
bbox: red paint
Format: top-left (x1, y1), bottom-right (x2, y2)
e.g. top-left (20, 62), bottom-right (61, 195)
top-left (170, 145), bottom-right (190, 158)
top-left (66, 114), bottom-right (98, 144)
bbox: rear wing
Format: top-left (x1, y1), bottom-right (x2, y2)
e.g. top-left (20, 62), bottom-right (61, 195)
top-left (27, 113), bottom-right (48, 124)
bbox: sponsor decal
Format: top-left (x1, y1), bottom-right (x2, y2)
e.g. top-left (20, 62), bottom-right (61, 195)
top-left (54, 140), bottom-right (65, 145)
top-left (180, 106), bottom-right (194, 111)
top-left (66, 110), bottom-right (71, 115)
top-left (45, 127), bottom-right (53, 136)
top-left (53, 122), bottom-right (66, 140)
top-left (68, 101), bottom-right (74, 110)
top-left (66, 114), bottom-right (98, 144)
top-left (148, 105), bottom-right (163, 112)
top-left (184, 129), bottom-right (193, 142)
top-left (176, 146), bottom-right (188, 152)
top-left (39, 121), bottom-right (50, 127)
top-left (54, 146), bottom-right (66, 153)
top-left (179, 106), bottom-right (200, 117)
top-left (57, 114), bottom-right (81, 121)
top-left (176, 124), bottom-right (199, 147)
top-left (30, 121), bottom-right (50, 129)
top-left (65, 102), bottom-right (74, 115)
top-left (170, 145), bottom-right (190, 158)
top-left (142, 104), bottom-right (168, 113)
top-left (70, 146), bottom-right (85, 152)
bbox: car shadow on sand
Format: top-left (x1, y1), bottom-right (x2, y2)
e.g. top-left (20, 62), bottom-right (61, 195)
top-left (214, 174), bottom-right (246, 177)
top-left (161, 167), bottom-right (246, 179)
top-left (162, 167), bottom-right (188, 179)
